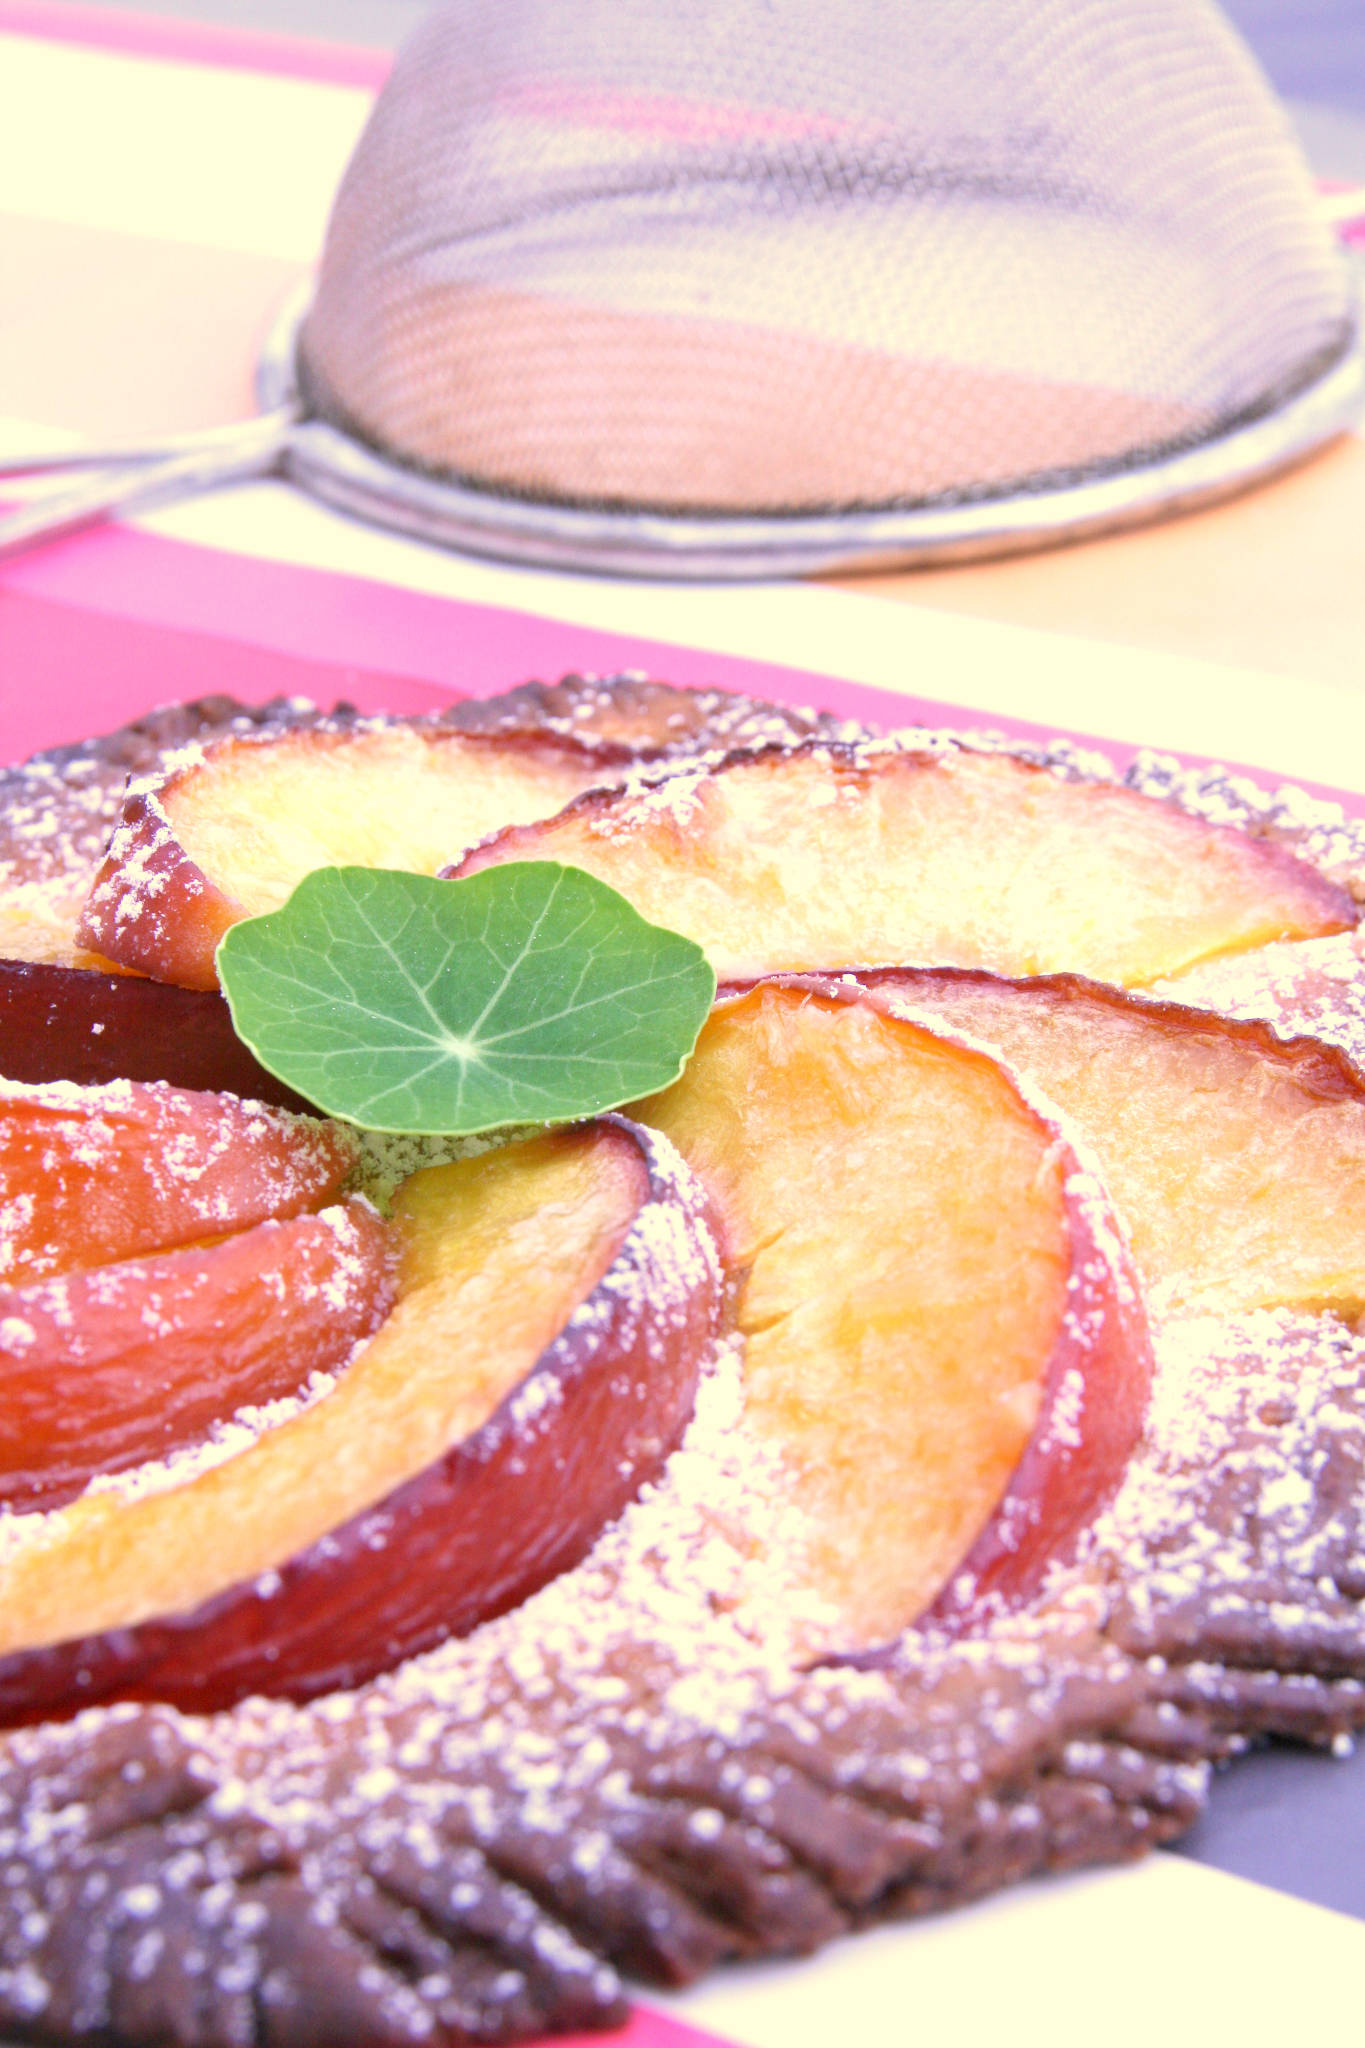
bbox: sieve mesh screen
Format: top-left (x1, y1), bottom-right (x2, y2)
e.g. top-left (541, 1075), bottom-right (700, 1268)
top-left (298, 0), bottom-right (1355, 520)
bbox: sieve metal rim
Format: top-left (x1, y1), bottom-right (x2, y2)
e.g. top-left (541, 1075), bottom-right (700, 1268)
top-left (257, 281), bottom-right (1365, 582)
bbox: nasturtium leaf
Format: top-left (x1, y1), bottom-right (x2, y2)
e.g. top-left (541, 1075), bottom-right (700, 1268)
top-left (216, 862), bottom-right (716, 1134)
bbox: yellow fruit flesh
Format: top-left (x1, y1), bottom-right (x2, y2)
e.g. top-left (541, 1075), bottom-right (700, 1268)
top-left (167, 726), bottom-right (607, 920)
top-left (878, 974), bottom-right (1365, 1317)
top-left (636, 987), bottom-right (1069, 1647)
top-left (0, 881), bottom-right (120, 971)
top-left (0, 1129), bottom-right (641, 1654)
top-left (469, 749), bottom-right (1348, 988)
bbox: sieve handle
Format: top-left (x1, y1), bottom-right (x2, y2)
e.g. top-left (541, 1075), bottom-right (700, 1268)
top-left (0, 408), bottom-right (298, 560)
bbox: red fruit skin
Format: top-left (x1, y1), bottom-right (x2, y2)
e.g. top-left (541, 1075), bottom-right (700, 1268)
top-left (718, 971), bottom-right (1156, 1640)
top-left (842, 968), bottom-right (1156, 1629)
top-left (0, 1199), bottom-right (396, 1514)
top-left (77, 786), bottom-right (231, 993)
top-left (0, 959), bottom-right (311, 1110)
top-left (922, 1167), bottom-right (1154, 1629)
top-left (0, 1122), bottom-right (721, 1724)
top-left (0, 1074), bottom-right (358, 1287)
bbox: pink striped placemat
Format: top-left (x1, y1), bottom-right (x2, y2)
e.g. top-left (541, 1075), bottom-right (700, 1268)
top-left (9, 508), bottom-right (1365, 2048)
top-left (0, 0), bottom-right (390, 84)
top-left (0, 518), bottom-right (1023, 757)
top-left (6, 517), bottom-right (1365, 825)
top-left (3, 15), bottom-right (1365, 2031)
top-left (552, 2010), bottom-right (738, 2048)
top-left (3, 2), bottom-right (1363, 699)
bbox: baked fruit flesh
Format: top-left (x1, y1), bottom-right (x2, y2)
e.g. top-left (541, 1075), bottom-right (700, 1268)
top-left (0, 1076), bottom-right (359, 1284)
top-left (0, 1198), bottom-right (394, 1514)
top-left (452, 740), bottom-right (1354, 987)
top-left (0, 697), bottom-right (342, 1101)
top-left (77, 724), bottom-right (621, 990)
top-left (0, 1117), bottom-right (720, 1720)
top-left (847, 968), bottom-right (1365, 1318)
top-left (2, 682), bottom-right (1365, 2048)
top-left (0, 1074), bottom-right (386, 1510)
top-left (74, 683), bottom-right (855, 993)
top-left (631, 979), bottom-right (1152, 1641)
top-left (0, 678), bottom-right (843, 1087)
top-left (0, 695), bottom-right (323, 972)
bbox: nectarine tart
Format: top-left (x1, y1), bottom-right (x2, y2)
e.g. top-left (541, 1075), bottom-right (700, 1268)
top-left (2, 678), bottom-right (1365, 2045)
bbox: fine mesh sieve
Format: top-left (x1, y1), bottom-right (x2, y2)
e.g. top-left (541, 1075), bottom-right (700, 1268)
top-left (3, 0), bottom-right (1362, 575)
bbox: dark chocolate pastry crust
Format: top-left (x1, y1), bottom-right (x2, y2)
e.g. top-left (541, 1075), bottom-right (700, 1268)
top-left (3, 686), bottom-right (1365, 2047)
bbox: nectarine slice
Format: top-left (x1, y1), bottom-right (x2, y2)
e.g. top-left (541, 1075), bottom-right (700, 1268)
top-left (5, 682), bottom-right (843, 1088)
top-left (1151, 930), bottom-right (1365, 1051)
top-left (0, 692), bottom-right (334, 973)
top-left (0, 1118), bottom-right (719, 1720)
top-left (632, 982), bottom-right (1151, 1648)
top-left (3, 681), bottom-right (826, 978)
top-left (0, 1076), bottom-right (358, 1286)
top-left (0, 959), bottom-right (312, 1105)
top-left (857, 968), bottom-right (1365, 1318)
top-left (454, 743), bottom-right (1353, 988)
top-left (0, 1197), bottom-right (394, 1513)
top-left (77, 724), bottom-right (623, 990)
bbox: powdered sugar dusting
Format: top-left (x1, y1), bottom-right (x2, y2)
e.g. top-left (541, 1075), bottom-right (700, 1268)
top-left (1153, 930), bottom-right (1365, 1069)
top-left (0, 1077), bottom-right (358, 1285)
top-left (1125, 750), bottom-right (1365, 896)
top-left (0, 696), bottom-right (329, 965)
top-left (1095, 1307), bottom-right (1365, 1634)
top-left (82, 1367), bottom-right (345, 1506)
top-left (5, 695), bottom-right (1365, 2048)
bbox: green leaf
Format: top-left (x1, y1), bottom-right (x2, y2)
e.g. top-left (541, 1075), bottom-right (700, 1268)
top-left (216, 862), bottom-right (716, 1134)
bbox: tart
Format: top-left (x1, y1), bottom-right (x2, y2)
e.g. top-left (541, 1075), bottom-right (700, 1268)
top-left (1, 680), bottom-right (1365, 2046)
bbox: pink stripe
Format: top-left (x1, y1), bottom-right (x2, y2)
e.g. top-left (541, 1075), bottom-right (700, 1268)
top-left (504, 78), bottom-right (858, 145)
top-left (550, 2008), bottom-right (742, 2048)
top-left (0, 588), bottom-right (456, 766)
top-left (0, 570), bottom-right (971, 766)
top-left (0, 1), bottom-right (391, 87)
top-left (5, 521), bottom-right (1063, 757)
top-left (1320, 178), bottom-right (1365, 244)
top-left (9, 518), bottom-right (1365, 817)
top-left (5, 535), bottom-right (1365, 826)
